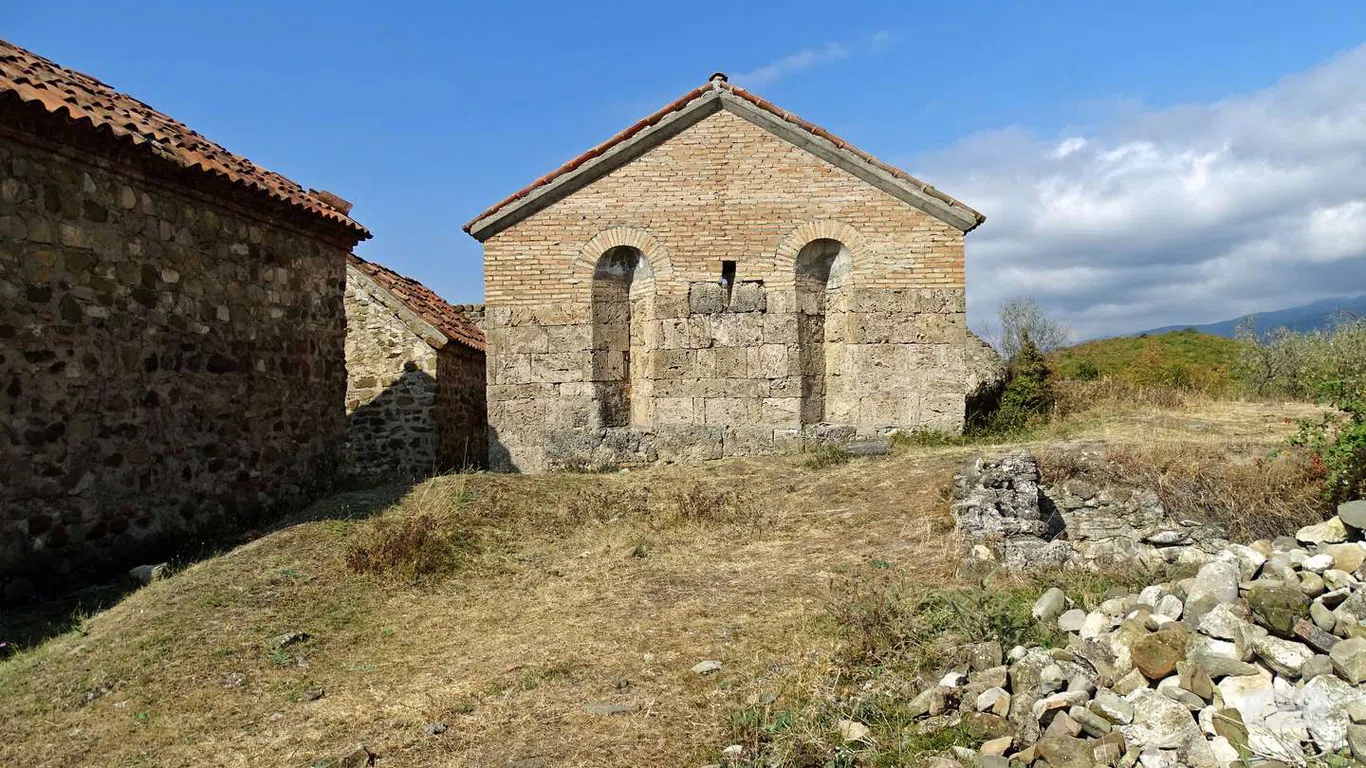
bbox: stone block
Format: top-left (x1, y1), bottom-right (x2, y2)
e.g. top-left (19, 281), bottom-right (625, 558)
top-left (762, 312), bottom-right (798, 343)
top-left (713, 314), bottom-right (763, 347)
top-left (760, 397), bottom-right (800, 425)
top-left (652, 349), bottom-right (697, 379)
top-left (530, 352), bottom-right (587, 383)
top-left (723, 426), bottom-right (776, 456)
top-left (689, 282), bottom-right (725, 314)
top-left (729, 281), bottom-right (766, 312)
top-left (546, 324), bottom-right (591, 353)
top-left (653, 293), bottom-right (690, 319)
top-left (704, 397), bottom-right (754, 424)
top-left (652, 425), bottom-right (723, 462)
top-left (654, 396), bottom-right (699, 424)
top-left (491, 353), bottom-right (532, 385)
top-left (758, 344), bottom-right (790, 378)
top-left (713, 347), bottom-right (748, 378)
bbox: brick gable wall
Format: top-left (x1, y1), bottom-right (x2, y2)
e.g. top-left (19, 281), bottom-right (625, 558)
top-left (481, 110), bottom-right (966, 471)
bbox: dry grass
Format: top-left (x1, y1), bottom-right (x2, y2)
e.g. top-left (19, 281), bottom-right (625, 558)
top-left (0, 398), bottom-right (1331, 767)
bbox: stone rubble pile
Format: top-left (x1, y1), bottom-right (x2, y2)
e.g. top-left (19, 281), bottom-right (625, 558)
top-left (920, 471), bottom-right (1366, 766)
top-left (953, 450), bottom-right (1230, 575)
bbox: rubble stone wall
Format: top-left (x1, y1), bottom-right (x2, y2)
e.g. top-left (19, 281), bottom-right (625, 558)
top-left (481, 109), bottom-right (967, 471)
top-left (343, 269), bottom-right (441, 480)
top-left (437, 342), bottom-right (487, 470)
top-left (0, 130), bottom-right (352, 593)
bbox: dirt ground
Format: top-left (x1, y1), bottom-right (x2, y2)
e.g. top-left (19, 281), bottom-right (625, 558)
top-left (0, 399), bottom-right (1323, 767)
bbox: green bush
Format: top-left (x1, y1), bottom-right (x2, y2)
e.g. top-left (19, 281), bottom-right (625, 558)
top-left (804, 442), bottom-right (851, 469)
top-left (993, 333), bottom-right (1055, 431)
top-left (1294, 378), bottom-right (1366, 505)
top-left (1074, 359), bottom-right (1100, 381)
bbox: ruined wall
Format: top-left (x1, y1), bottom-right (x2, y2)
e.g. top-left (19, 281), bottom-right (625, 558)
top-left (437, 343), bottom-right (488, 469)
top-left (343, 269), bottom-right (440, 480)
top-left (481, 109), bottom-right (966, 472)
top-left (0, 130), bottom-right (350, 594)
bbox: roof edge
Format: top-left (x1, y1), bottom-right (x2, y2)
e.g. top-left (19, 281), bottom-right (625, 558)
top-left (463, 77), bottom-right (985, 241)
top-left (345, 256), bottom-right (485, 352)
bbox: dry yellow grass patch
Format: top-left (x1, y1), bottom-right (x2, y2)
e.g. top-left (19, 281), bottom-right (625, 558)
top-left (0, 399), bottom-right (1327, 767)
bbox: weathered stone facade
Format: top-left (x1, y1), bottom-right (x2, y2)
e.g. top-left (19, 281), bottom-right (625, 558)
top-left (344, 257), bottom-right (487, 480)
top-left (466, 76), bottom-right (983, 472)
top-left (0, 41), bottom-right (368, 594)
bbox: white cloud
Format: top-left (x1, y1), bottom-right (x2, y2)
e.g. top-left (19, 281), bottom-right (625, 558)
top-left (913, 45), bottom-right (1366, 339)
top-left (735, 42), bottom-right (849, 88)
top-left (871, 30), bottom-right (895, 50)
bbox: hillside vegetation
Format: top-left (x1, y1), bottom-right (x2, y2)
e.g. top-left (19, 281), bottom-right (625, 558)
top-left (1047, 328), bottom-right (1239, 392)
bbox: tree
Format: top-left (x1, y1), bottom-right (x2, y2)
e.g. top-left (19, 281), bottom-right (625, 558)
top-left (993, 332), bottom-right (1056, 431)
top-left (995, 298), bottom-right (1070, 361)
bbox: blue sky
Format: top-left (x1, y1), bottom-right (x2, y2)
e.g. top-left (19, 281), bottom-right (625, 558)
top-left (9, 2), bottom-right (1366, 337)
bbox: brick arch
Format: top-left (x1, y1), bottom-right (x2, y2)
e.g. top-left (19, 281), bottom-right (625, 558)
top-left (772, 220), bottom-right (868, 289)
top-left (576, 227), bottom-right (675, 285)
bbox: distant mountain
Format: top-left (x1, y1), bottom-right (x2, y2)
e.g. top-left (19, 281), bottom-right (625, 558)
top-left (1142, 294), bottom-right (1366, 338)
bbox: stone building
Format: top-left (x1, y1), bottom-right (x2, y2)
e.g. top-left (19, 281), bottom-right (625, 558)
top-left (465, 74), bottom-right (984, 472)
top-left (344, 255), bottom-right (487, 478)
top-left (0, 39), bottom-right (369, 594)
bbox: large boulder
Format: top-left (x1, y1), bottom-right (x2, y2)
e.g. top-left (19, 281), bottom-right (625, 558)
top-left (965, 330), bottom-right (1007, 424)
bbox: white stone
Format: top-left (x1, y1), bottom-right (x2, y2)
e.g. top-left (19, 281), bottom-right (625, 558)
top-left (837, 719), bottom-right (870, 743)
top-left (691, 660), bottom-right (723, 675)
top-left (1208, 735), bottom-right (1240, 764)
top-left (1057, 608), bottom-right (1087, 632)
top-left (1302, 553), bottom-right (1335, 573)
top-left (1299, 674), bottom-right (1366, 752)
top-left (1120, 690), bottom-right (1202, 750)
top-left (1298, 516), bottom-right (1348, 545)
top-left (1079, 610), bottom-right (1111, 639)
top-left (1252, 634), bottom-right (1314, 678)
top-left (1216, 668), bottom-right (1276, 723)
top-left (1155, 594), bottom-right (1184, 620)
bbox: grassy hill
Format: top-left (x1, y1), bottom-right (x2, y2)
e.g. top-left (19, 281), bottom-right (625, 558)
top-left (1049, 328), bottom-right (1240, 391)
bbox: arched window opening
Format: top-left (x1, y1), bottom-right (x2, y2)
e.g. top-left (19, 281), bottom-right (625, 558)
top-left (591, 246), bottom-right (653, 427)
top-left (795, 238), bottom-right (851, 426)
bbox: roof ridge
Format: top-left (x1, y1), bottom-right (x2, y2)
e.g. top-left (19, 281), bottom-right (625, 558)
top-left (464, 73), bottom-right (983, 238)
top-left (347, 254), bottom-right (485, 352)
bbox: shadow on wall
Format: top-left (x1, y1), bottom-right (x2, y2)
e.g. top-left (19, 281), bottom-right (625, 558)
top-left (345, 364), bottom-right (487, 486)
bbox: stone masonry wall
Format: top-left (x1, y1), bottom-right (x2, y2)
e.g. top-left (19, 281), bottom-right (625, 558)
top-left (343, 269), bottom-right (441, 480)
top-left (481, 109), bottom-right (966, 472)
top-left (437, 343), bottom-right (488, 469)
top-left (0, 130), bottom-right (351, 594)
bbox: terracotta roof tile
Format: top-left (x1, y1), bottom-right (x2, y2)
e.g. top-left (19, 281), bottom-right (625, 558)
top-left (0, 38), bottom-right (369, 238)
top-left (348, 254), bottom-right (484, 352)
top-left (464, 76), bottom-right (983, 234)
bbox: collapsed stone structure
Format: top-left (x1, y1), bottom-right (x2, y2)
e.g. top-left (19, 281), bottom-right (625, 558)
top-left (344, 255), bottom-right (487, 479)
top-left (465, 73), bottom-right (985, 472)
top-left (0, 39), bottom-right (368, 594)
top-left (931, 453), bottom-right (1366, 766)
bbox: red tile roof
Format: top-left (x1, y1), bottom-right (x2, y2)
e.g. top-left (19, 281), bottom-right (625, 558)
top-left (464, 74), bottom-right (984, 236)
top-left (0, 38), bottom-right (369, 238)
top-left (347, 254), bottom-right (484, 352)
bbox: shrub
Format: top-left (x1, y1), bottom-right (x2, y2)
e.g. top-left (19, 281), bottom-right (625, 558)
top-left (1075, 359), bottom-right (1100, 381)
top-left (344, 513), bottom-right (473, 580)
top-left (804, 442), bottom-right (851, 469)
top-left (993, 332), bottom-right (1055, 431)
top-left (1294, 379), bottom-right (1366, 505)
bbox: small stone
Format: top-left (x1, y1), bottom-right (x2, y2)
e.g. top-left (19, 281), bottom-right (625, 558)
top-left (1300, 673), bottom-right (1366, 751)
top-left (1057, 608), bottom-right (1087, 632)
top-left (1331, 637), bottom-right (1366, 683)
top-left (1033, 587), bottom-right (1067, 622)
top-left (1035, 733), bottom-right (1093, 768)
top-left (303, 689), bottom-right (324, 701)
top-left (1303, 553), bottom-right (1335, 573)
top-left (271, 631), bottom-right (310, 649)
top-left (1208, 735), bottom-right (1240, 764)
top-left (1112, 668), bottom-right (1148, 695)
top-left (1121, 691), bottom-right (1202, 750)
top-left (1312, 598), bottom-right (1337, 631)
top-left (1068, 704), bottom-right (1112, 736)
top-left (582, 703), bottom-right (639, 715)
top-left (1293, 617), bottom-right (1340, 654)
top-left (1338, 500), bottom-right (1366, 529)
top-left (128, 563), bottom-right (168, 585)
top-left (1154, 594), bottom-right (1184, 620)
top-left (1350, 724), bottom-right (1366, 762)
top-left (976, 687), bottom-right (1010, 716)
top-left (1177, 661), bottom-right (1214, 700)
top-left (836, 719), bottom-right (870, 742)
top-left (1301, 653), bottom-right (1334, 680)
top-left (1252, 633), bottom-right (1314, 677)
top-left (1132, 628), bottom-right (1189, 680)
top-left (980, 735), bottom-right (1012, 756)
top-left (1090, 689), bottom-right (1134, 724)
top-left (1246, 580), bottom-right (1310, 637)
top-left (691, 660), bottom-right (723, 675)
top-left (1298, 516), bottom-right (1349, 545)
top-left (1031, 690), bottom-right (1089, 720)
top-left (939, 671), bottom-right (967, 688)
top-left (1216, 669), bottom-right (1276, 723)
top-left (423, 721), bottom-right (447, 735)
